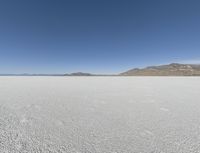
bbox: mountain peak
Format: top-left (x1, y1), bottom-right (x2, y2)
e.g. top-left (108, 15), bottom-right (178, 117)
top-left (121, 63), bottom-right (200, 76)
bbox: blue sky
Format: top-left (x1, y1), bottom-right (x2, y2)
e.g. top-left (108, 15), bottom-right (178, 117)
top-left (0, 0), bottom-right (200, 74)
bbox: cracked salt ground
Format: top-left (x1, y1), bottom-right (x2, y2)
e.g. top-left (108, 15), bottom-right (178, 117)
top-left (160, 107), bottom-right (170, 112)
top-left (140, 130), bottom-right (154, 137)
top-left (20, 117), bottom-right (28, 124)
top-left (0, 77), bottom-right (200, 152)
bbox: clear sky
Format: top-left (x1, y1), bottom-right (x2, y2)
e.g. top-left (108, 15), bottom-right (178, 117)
top-left (0, 0), bottom-right (200, 74)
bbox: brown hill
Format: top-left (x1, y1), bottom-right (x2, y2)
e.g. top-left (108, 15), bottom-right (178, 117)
top-left (120, 63), bottom-right (200, 76)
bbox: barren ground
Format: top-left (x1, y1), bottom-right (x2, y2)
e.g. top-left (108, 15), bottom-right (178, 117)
top-left (0, 77), bottom-right (200, 153)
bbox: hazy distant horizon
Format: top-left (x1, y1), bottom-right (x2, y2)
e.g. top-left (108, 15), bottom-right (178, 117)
top-left (1, 61), bottom-right (200, 75)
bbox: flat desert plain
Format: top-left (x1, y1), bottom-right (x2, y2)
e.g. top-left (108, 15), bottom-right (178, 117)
top-left (0, 77), bottom-right (200, 153)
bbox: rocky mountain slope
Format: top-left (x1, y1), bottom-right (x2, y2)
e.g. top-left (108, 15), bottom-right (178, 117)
top-left (120, 63), bottom-right (200, 76)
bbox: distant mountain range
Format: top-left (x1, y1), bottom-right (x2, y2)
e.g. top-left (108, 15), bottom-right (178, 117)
top-left (64, 72), bottom-right (116, 76)
top-left (64, 72), bottom-right (94, 76)
top-left (120, 63), bottom-right (200, 76)
top-left (1, 63), bottom-right (200, 76)
top-left (0, 72), bottom-right (113, 76)
top-left (0, 73), bottom-right (91, 76)
top-left (0, 74), bottom-right (64, 76)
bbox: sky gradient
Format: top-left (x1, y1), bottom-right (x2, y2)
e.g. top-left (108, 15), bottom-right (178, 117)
top-left (0, 0), bottom-right (200, 74)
